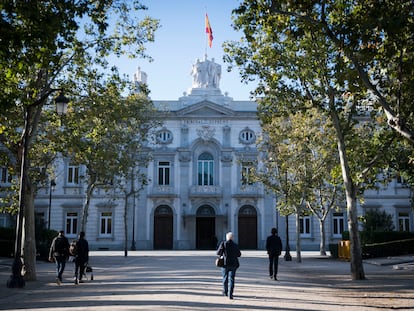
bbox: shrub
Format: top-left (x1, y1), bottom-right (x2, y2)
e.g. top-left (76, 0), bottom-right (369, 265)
top-left (36, 229), bottom-right (58, 261)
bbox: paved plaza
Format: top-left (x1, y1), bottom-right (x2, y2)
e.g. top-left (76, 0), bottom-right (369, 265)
top-left (1, 251), bottom-right (414, 311)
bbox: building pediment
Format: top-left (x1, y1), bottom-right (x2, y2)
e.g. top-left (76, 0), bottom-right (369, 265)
top-left (176, 101), bottom-right (234, 117)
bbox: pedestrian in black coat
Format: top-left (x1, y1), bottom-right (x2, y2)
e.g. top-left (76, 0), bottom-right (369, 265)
top-left (217, 232), bottom-right (241, 299)
top-left (74, 231), bottom-right (89, 284)
top-left (266, 227), bottom-right (283, 280)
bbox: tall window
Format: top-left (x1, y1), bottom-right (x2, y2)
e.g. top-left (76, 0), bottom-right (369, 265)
top-left (35, 212), bottom-right (46, 229)
top-left (198, 153), bottom-right (214, 186)
top-left (241, 162), bottom-right (254, 185)
top-left (66, 212), bottom-right (78, 236)
top-left (0, 214), bottom-right (7, 227)
top-left (100, 212), bottom-right (112, 237)
top-left (0, 167), bottom-right (12, 185)
top-left (158, 161), bottom-right (170, 185)
top-left (333, 212), bottom-right (345, 237)
top-left (396, 174), bottom-right (408, 187)
top-left (67, 164), bottom-right (80, 185)
top-left (398, 212), bottom-right (410, 232)
top-left (300, 216), bottom-right (311, 237)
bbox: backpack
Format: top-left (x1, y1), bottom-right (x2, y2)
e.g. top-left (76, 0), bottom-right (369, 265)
top-left (54, 236), bottom-right (67, 255)
top-left (69, 240), bottom-right (78, 256)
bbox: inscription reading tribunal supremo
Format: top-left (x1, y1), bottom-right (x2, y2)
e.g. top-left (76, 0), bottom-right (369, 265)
top-left (182, 119), bottom-right (229, 125)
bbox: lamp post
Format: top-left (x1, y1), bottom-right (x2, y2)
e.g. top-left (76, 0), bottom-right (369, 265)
top-left (130, 170), bottom-right (136, 251)
top-left (7, 91), bottom-right (69, 288)
top-left (131, 192), bottom-right (136, 251)
top-left (284, 215), bottom-right (292, 261)
top-left (48, 179), bottom-right (56, 230)
top-left (284, 171), bottom-right (292, 261)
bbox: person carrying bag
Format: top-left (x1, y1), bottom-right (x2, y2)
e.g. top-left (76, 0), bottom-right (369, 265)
top-left (216, 232), bottom-right (241, 300)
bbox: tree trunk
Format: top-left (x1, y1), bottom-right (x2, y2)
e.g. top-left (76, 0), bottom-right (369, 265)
top-left (346, 187), bottom-right (365, 280)
top-left (329, 97), bottom-right (366, 280)
top-left (319, 218), bottom-right (326, 256)
top-left (23, 186), bottom-right (37, 281)
top-left (81, 182), bottom-right (94, 233)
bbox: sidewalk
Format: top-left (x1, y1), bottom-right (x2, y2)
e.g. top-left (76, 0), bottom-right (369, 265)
top-left (1, 251), bottom-right (414, 311)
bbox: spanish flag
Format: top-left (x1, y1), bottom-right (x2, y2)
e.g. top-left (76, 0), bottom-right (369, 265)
top-left (205, 13), bottom-right (213, 48)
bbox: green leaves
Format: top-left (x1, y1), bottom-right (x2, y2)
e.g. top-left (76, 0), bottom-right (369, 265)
top-left (226, 0), bottom-right (414, 144)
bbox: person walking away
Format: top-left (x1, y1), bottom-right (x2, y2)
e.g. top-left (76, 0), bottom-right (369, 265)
top-left (266, 227), bottom-right (283, 280)
top-left (73, 231), bottom-right (89, 284)
top-left (217, 232), bottom-right (241, 300)
top-left (49, 230), bottom-right (70, 285)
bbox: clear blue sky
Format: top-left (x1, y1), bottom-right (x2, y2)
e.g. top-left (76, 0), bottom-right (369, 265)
top-left (114, 0), bottom-right (256, 100)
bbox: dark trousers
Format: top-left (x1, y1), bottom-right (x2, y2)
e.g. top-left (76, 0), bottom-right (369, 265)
top-left (74, 258), bottom-right (87, 280)
top-left (268, 252), bottom-right (280, 278)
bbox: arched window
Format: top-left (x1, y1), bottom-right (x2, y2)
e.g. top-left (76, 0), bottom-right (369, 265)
top-left (196, 205), bottom-right (216, 216)
top-left (239, 205), bottom-right (257, 216)
top-left (198, 152), bottom-right (214, 185)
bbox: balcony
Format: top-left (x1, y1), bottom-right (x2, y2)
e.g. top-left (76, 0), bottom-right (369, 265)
top-left (189, 185), bottom-right (222, 198)
top-left (232, 184), bottom-right (264, 198)
top-left (148, 185), bottom-right (177, 198)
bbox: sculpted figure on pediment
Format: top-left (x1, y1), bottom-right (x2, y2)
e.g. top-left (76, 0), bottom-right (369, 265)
top-left (191, 57), bottom-right (221, 89)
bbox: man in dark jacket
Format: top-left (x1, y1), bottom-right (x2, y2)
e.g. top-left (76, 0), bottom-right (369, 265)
top-left (49, 230), bottom-right (70, 285)
top-left (74, 231), bottom-right (89, 284)
top-left (266, 227), bottom-right (283, 280)
top-left (216, 232), bottom-right (241, 300)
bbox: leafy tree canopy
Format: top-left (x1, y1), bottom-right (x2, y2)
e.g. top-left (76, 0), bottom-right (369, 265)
top-left (224, 0), bottom-right (414, 144)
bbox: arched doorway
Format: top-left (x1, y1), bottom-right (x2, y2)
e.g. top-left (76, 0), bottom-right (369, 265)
top-left (154, 205), bottom-right (173, 249)
top-left (196, 205), bottom-right (216, 249)
top-left (238, 205), bottom-right (257, 249)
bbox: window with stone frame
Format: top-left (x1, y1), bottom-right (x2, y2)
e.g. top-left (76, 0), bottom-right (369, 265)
top-left (239, 128), bottom-right (256, 144)
top-left (158, 161), bottom-right (171, 185)
top-left (398, 212), bottom-right (410, 232)
top-left (241, 161), bottom-right (255, 185)
top-left (156, 129), bottom-right (173, 144)
top-left (332, 212), bottom-right (345, 237)
top-left (198, 152), bottom-right (214, 186)
top-left (66, 212), bottom-right (78, 237)
top-left (300, 215), bottom-right (312, 237)
top-left (0, 166), bottom-right (12, 185)
top-left (100, 211), bottom-right (113, 237)
top-left (67, 164), bottom-right (80, 185)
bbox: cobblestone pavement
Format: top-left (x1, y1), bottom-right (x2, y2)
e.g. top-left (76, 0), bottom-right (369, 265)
top-left (1, 251), bottom-right (414, 311)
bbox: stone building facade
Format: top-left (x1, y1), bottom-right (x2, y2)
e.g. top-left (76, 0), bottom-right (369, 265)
top-left (1, 56), bottom-right (412, 251)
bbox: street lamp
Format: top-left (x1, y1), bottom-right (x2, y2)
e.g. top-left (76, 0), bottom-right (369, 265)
top-left (7, 91), bottom-right (69, 288)
top-left (48, 179), bottom-right (56, 230)
top-left (55, 91), bottom-right (69, 115)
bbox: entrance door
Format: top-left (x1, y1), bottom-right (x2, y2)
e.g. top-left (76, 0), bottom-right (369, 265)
top-left (196, 205), bottom-right (216, 249)
top-left (196, 217), bottom-right (215, 249)
top-left (154, 205), bottom-right (173, 249)
top-left (238, 205), bottom-right (257, 249)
